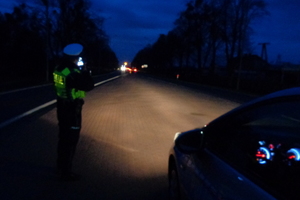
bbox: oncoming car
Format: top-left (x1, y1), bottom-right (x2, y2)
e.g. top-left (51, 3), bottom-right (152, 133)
top-left (168, 87), bottom-right (300, 200)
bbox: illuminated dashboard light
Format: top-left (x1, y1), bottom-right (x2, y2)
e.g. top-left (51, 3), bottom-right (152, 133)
top-left (260, 147), bottom-right (271, 159)
top-left (287, 148), bottom-right (300, 161)
top-left (256, 147), bottom-right (271, 165)
top-left (259, 160), bottom-right (267, 164)
top-left (256, 153), bottom-right (266, 158)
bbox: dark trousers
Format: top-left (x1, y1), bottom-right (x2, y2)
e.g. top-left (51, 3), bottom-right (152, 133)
top-left (56, 98), bottom-right (84, 174)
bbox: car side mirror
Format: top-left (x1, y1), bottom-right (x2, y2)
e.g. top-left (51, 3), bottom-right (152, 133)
top-left (175, 128), bottom-right (204, 154)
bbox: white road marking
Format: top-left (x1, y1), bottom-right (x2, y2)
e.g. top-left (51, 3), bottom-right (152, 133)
top-left (0, 76), bottom-right (120, 129)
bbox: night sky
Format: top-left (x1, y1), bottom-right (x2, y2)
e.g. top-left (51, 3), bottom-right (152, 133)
top-left (1, 0), bottom-right (300, 64)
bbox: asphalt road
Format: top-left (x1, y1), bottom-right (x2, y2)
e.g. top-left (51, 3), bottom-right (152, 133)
top-left (0, 71), bottom-right (121, 128)
top-left (0, 73), bottom-right (255, 200)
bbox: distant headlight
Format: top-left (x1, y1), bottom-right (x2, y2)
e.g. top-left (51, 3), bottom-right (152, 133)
top-left (120, 65), bottom-right (126, 71)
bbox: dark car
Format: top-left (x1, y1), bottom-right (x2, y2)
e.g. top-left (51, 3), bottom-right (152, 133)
top-left (168, 87), bottom-right (300, 200)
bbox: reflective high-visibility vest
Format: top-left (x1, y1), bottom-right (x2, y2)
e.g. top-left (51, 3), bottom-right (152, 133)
top-left (53, 67), bottom-right (86, 100)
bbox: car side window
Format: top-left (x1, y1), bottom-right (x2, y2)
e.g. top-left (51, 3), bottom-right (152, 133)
top-left (206, 100), bottom-right (300, 200)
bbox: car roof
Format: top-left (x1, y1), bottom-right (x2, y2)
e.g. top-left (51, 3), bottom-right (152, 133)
top-left (240, 87), bottom-right (300, 108)
top-left (254, 87), bottom-right (300, 101)
top-left (207, 87), bottom-right (300, 126)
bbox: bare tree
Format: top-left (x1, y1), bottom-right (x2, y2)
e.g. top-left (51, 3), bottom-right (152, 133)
top-left (220, 0), bottom-right (268, 73)
top-left (132, 0), bottom-right (268, 80)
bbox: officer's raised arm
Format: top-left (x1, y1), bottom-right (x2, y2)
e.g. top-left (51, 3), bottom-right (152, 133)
top-left (67, 70), bottom-right (94, 92)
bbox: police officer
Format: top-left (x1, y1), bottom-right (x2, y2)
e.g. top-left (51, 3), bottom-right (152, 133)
top-left (53, 43), bottom-right (94, 181)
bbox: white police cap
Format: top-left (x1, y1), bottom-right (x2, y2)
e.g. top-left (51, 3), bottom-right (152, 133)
top-left (63, 43), bottom-right (83, 56)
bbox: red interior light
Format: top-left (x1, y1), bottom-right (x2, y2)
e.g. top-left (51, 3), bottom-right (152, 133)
top-left (289, 155), bottom-right (296, 160)
top-left (256, 151), bottom-right (266, 158)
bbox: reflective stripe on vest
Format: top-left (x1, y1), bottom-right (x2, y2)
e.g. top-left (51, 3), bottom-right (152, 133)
top-left (53, 67), bottom-right (86, 100)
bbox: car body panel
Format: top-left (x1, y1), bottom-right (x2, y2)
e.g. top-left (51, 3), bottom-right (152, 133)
top-left (169, 87), bottom-right (300, 200)
top-left (172, 146), bottom-right (277, 200)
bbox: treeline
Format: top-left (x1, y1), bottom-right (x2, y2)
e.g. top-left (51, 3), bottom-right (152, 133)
top-left (0, 0), bottom-right (118, 91)
top-left (132, 0), bottom-right (268, 76)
